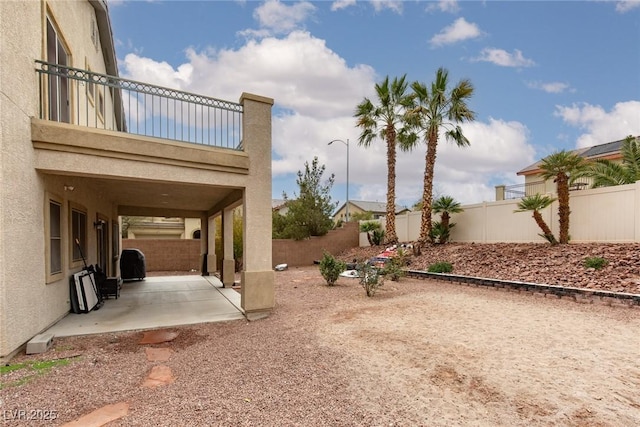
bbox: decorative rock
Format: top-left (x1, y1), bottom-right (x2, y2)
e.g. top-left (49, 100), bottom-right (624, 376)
top-left (142, 365), bottom-right (175, 388)
top-left (139, 330), bottom-right (179, 345)
top-left (61, 402), bottom-right (129, 426)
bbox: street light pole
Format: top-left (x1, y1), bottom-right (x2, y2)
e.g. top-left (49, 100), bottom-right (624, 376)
top-left (328, 139), bottom-right (349, 222)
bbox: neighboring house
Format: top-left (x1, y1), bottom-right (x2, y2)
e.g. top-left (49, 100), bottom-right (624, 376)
top-left (124, 217), bottom-right (201, 239)
top-left (272, 199), bottom-right (290, 216)
top-left (495, 137), bottom-right (634, 200)
top-left (0, 1), bottom-right (274, 360)
top-left (333, 200), bottom-right (411, 222)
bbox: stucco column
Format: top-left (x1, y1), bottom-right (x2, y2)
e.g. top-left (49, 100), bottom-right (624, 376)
top-left (200, 213), bottom-right (210, 275)
top-left (239, 93), bottom-right (275, 319)
top-left (495, 185), bottom-right (505, 201)
top-left (222, 207), bottom-right (235, 288)
top-left (206, 215), bottom-right (216, 275)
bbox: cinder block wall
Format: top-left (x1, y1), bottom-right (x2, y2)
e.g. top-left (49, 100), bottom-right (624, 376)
top-left (272, 222), bottom-right (359, 267)
top-left (122, 222), bottom-right (360, 272)
top-left (122, 239), bottom-right (201, 272)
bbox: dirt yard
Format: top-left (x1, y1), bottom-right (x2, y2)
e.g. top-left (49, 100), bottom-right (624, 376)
top-left (1, 266), bottom-right (639, 426)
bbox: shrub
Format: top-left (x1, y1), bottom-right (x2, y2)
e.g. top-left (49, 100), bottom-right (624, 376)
top-left (371, 229), bottom-right (385, 246)
top-left (382, 249), bottom-right (408, 281)
top-left (583, 256), bottom-right (608, 270)
top-left (357, 262), bottom-right (384, 297)
top-left (319, 251), bottom-right (346, 286)
top-left (427, 261), bottom-right (453, 273)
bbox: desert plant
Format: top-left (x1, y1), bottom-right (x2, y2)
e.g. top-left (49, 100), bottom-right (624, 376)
top-left (360, 221), bottom-right (381, 246)
top-left (427, 261), bottom-right (453, 273)
top-left (319, 251), bottom-right (346, 286)
top-left (431, 195), bottom-right (463, 244)
top-left (515, 194), bottom-right (558, 245)
top-left (382, 249), bottom-right (408, 281)
top-left (357, 262), bottom-right (384, 296)
top-left (429, 221), bottom-right (455, 244)
top-left (371, 229), bottom-right (385, 246)
top-left (583, 256), bottom-right (608, 270)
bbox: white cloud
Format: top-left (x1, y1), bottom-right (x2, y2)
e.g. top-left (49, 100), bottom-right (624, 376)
top-left (370, 0), bottom-right (403, 14)
top-left (426, 0), bottom-right (460, 14)
top-left (526, 81), bottom-right (573, 94)
top-left (331, 0), bottom-right (356, 11)
top-left (554, 101), bottom-right (640, 148)
top-left (119, 28), bottom-right (534, 207)
top-left (616, 1), bottom-right (640, 13)
top-left (251, 0), bottom-right (316, 34)
top-left (472, 48), bottom-right (535, 67)
top-left (430, 17), bottom-right (482, 47)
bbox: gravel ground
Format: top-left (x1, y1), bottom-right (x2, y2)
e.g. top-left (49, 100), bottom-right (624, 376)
top-left (1, 243), bottom-right (639, 426)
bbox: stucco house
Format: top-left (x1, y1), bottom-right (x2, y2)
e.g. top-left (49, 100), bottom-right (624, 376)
top-left (0, 0), bottom-right (274, 359)
top-left (495, 137), bottom-right (636, 200)
top-left (333, 200), bottom-right (410, 223)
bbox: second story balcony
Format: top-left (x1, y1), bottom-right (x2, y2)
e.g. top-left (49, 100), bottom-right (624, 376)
top-left (35, 60), bottom-right (243, 150)
top-left (495, 179), bottom-right (594, 201)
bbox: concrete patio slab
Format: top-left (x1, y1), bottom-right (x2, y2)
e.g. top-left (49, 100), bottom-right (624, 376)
top-left (45, 275), bottom-right (244, 337)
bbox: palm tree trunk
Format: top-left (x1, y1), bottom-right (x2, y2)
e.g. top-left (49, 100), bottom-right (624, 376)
top-left (532, 211), bottom-right (557, 245)
top-left (385, 129), bottom-right (398, 245)
top-left (556, 173), bottom-right (570, 244)
top-left (419, 132), bottom-right (438, 246)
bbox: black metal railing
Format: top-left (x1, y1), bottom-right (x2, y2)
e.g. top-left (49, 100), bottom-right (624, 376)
top-left (503, 180), bottom-right (547, 199)
top-left (36, 60), bottom-right (243, 149)
top-left (503, 178), bottom-right (593, 200)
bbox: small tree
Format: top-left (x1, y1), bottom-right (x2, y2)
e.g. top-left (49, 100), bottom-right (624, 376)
top-left (539, 151), bottom-right (586, 244)
top-left (278, 157), bottom-right (337, 240)
top-left (350, 211), bottom-right (374, 222)
top-left (515, 194), bottom-right (558, 245)
top-left (357, 262), bottom-right (384, 297)
top-left (319, 251), bottom-right (346, 286)
top-left (431, 195), bottom-right (463, 244)
top-left (360, 221), bottom-right (382, 246)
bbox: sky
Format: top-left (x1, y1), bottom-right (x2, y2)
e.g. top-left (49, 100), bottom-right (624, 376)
top-left (108, 0), bottom-right (640, 209)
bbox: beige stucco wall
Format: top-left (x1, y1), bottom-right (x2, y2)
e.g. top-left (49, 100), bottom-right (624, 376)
top-left (1, 1), bottom-right (275, 358)
top-left (370, 181), bottom-right (640, 245)
top-left (240, 93), bottom-right (275, 315)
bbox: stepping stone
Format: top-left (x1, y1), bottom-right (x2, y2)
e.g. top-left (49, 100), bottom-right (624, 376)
top-left (145, 347), bottom-right (174, 362)
top-left (142, 365), bottom-right (175, 388)
top-left (139, 330), bottom-right (179, 345)
top-left (60, 402), bottom-right (129, 427)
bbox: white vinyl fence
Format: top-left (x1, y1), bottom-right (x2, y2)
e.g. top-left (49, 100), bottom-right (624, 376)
top-left (360, 181), bottom-right (640, 245)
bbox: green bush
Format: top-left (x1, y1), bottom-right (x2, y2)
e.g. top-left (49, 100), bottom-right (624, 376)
top-left (583, 256), bottom-right (608, 270)
top-left (319, 251), bottom-right (346, 286)
top-left (357, 262), bottom-right (384, 297)
top-left (427, 261), bottom-right (453, 273)
top-left (382, 249), bottom-right (408, 281)
top-left (371, 229), bottom-right (385, 246)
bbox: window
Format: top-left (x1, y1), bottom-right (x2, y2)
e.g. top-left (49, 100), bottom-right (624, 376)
top-left (48, 199), bottom-right (62, 279)
top-left (71, 206), bottom-right (87, 264)
top-left (46, 16), bottom-right (70, 123)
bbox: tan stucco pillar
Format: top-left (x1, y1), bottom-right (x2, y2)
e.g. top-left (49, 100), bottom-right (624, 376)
top-left (239, 93), bottom-right (275, 319)
top-left (495, 185), bottom-right (505, 201)
top-left (222, 208), bottom-right (235, 288)
top-left (206, 215), bottom-right (216, 275)
top-left (200, 213), bottom-right (211, 275)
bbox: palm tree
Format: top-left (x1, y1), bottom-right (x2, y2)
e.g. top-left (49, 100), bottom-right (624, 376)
top-left (538, 150), bottom-right (586, 244)
top-left (433, 195), bottom-right (463, 230)
top-left (410, 68), bottom-right (475, 247)
top-left (355, 75), bottom-right (415, 245)
top-left (514, 194), bottom-right (557, 245)
top-left (579, 135), bottom-right (640, 187)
